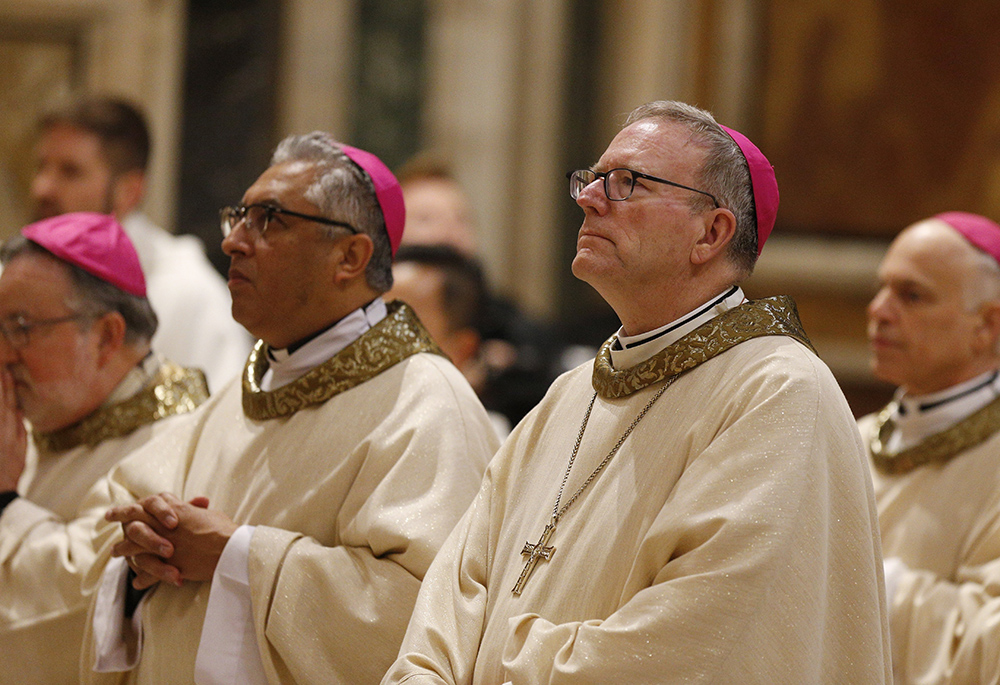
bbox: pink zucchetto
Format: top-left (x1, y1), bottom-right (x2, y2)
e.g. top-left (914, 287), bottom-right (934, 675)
top-left (934, 211), bottom-right (1000, 265)
top-left (21, 212), bottom-right (146, 297)
top-left (720, 125), bottom-right (779, 256)
top-left (340, 144), bottom-right (406, 257)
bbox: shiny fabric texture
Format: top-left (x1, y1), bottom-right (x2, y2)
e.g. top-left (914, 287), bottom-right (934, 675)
top-left (385, 313), bottom-right (890, 684)
top-left (33, 361), bottom-right (208, 453)
top-left (80, 344), bottom-right (497, 684)
top-left (862, 411), bottom-right (1000, 684)
top-left (0, 361), bottom-right (209, 684)
top-left (242, 301), bottom-right (443, 420)
top-left (868, 394), bottom-right (1000, 475)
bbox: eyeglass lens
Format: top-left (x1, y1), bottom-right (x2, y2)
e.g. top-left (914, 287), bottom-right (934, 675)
top-left (222, 205), bottom-right (271, 237)
top-left (570, 169), bottom-right (637, 201)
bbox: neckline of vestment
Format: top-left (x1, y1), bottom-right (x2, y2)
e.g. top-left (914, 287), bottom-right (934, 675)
top-left (241, 300), bottom-right (444, 420)
top-left (33, 360), bottom-right (209, 453)
top-left (870, 391), bottom-right (1000, 475)
top-left (592, 295), bottom-right (814, 399)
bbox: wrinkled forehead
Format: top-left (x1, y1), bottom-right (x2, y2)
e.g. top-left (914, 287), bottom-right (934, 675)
top-left (242, 160), bottom-right (322, 206)
top-left (599, 119), bottom-right (707, 178)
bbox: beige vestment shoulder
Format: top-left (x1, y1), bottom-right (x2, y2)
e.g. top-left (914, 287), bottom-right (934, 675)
top-left (80, 303), bottom-right (499, 684)
top-left (861, 398), bottom-right (1000, 684)
top-left (385, 297), bottom-right (891, 685)
top-left (0, 361), bottom-right (209, 685)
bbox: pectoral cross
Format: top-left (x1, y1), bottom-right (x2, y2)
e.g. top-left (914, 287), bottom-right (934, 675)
top-left (512, 518), bottom-right (557, 595)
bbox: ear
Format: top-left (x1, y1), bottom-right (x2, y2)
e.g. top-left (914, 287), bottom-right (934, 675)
top-left (975, 299), bottom-right (1000, 356)
top-left (690, 208), bottom-right (738, 266)
top-left (332, 233), bottom-right (375, 285)
top-left (111, 170), bottom-right (146, 218)
top-left (93, 311), bottom-right (127, 366)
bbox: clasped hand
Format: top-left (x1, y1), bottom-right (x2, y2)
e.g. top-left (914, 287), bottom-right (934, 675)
top-left (106, 492), bottom-right (238, 590)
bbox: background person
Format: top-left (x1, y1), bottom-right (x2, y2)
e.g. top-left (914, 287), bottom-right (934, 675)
top-left (388, 243), bottom-right (511, 438)
top-left (31, 95), bottom-right (252, 390)
top-left (863, 211), bottom-right (1000, 684)
top-left (0, 212), bottom-right (209, 683)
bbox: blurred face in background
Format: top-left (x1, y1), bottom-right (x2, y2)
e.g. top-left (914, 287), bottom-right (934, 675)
top-left (868, 219), bottom-right (999, 395)
top-left (31, 124), bottom-right (116, 219)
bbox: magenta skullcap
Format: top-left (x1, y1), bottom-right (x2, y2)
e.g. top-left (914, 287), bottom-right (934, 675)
top-left (340, 144), bottom-right (406, 256)
top-left (21, 212), bottom-right (146, 297)
top-left (934, 211), bottom-right (1000, 265)
top-left (720, 125), bottom-right (779, 256)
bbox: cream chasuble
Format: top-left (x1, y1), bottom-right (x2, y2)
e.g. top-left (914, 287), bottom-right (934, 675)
top-left (0, 360), bottom-right (209, 684)
top-left (861, 374), bottom-right (1000, 685)
top-left (385, 297), bottom-right (891, 685)
top-left (80, 302), bottom-right (499, 684)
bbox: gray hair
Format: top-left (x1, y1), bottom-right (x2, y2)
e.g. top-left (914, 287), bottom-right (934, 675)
top-left (957, 245), bottom-right (1000, 355)
top-left (270, 132), bottom-right (393, 292)
top-left (0, 236), bottom-right (158, 345)
top-left (625, 101), bottom-right (759, 279)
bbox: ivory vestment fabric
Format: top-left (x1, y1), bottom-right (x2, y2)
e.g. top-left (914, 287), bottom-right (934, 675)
top-left (81, 304), bottom-right (499, 684)
top-left (862, 397), bottom-right (1000, 684)
top-left (385, 299), bottom-right (891, 684)
top-left (0, 361), bottom-right (208, 684)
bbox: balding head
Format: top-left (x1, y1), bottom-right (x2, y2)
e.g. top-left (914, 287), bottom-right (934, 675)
top-left (868, 216), bottom-right (1000, 395)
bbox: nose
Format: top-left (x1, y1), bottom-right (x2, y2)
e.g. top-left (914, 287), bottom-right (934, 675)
top-left (575, 176), bottom-right (609, 215)
top-left (30, 167), bottom-right (55, 201)
top-left (867, 287), bottom-right (894, 325)
top-left (221, 220), bottom-right (253, 257)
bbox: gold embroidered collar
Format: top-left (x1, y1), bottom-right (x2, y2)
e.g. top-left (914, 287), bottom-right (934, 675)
top-left (593, 296), bottom-right (814, 399)
top-left (870, 394), bottom-right (1000, 475)
top-left (242, 300), bottom-right (444, 420)
top-left (33, 361), bottom-right (209, 453)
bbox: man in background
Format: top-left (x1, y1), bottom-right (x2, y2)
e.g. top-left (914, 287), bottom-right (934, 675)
top-left (863, 211), bottom-right (1000, 684)
top-left (31, 95), bottom-right (251, 390)
top-left (388, 243), bottom-right (510, 438)
top-left (0, 212), bottom-right (209, 682)
top-left (397, 155), bottom-right (561, 427)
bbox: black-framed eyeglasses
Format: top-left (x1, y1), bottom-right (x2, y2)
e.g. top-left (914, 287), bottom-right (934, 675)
top-left (567, 168), bottom-right (719, 207)
top-left (220, 203), bottom-right (359, 239)
top-left (0, 313), bottom-right (91, 350)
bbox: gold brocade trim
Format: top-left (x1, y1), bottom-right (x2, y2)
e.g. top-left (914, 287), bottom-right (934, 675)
top-left (869, 394), bottom-right (1000, 475)
top-left (33, 361), bottom-right (209, 453)
top-left (592, 296), bottom-right (814, 399)
top-left (241, 300), bottom-right (444, 420)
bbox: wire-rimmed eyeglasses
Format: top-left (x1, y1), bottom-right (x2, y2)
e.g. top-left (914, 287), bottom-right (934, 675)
top-left (567, 168), bottom-right (719, 207)
top-left (0, 313), bottom-right (91, 350)
top-left (220, 203), bottom-right (359, 239)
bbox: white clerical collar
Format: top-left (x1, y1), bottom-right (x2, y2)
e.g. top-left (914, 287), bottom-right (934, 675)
top-left (610, 286), bottom-right (746, 369)
top-left (885, 369), bottom-right (1000, 452)
top-left (102, 353), bottom-right (160, 407)
top-left (261, 298), bottom-right (388, 391)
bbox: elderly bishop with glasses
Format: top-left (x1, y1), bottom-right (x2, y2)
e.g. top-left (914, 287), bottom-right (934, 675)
top-left (384, 101), bottom-right (890, 684)
top-left (79, 134), bottom-right (499, 684)
top-left (0, 212), bottom-right (210, 683)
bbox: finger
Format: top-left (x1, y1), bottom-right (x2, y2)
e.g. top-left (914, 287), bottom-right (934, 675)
top-left (111, 538), bottom-right (151, 559)
top-left (105, 502), bottom-right (149, 523)
top-left (139, 493), bottom-right (181, 529)
top-left (122, 521), bottom-right (174, 557)
top-left (129, 553), bottom-right (182, 588)
top-left (130, 569), bottom-right (163, 591)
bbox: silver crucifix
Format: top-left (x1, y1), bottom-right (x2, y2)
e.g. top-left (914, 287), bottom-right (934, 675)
top-left (512, 518), bottom-right (557, 595)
